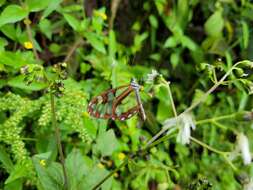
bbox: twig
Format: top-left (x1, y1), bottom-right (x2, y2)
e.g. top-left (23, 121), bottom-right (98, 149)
top-left (63, 38), bottom-right (84, 63)
top-left (50, 93), bottom-right (69, 190)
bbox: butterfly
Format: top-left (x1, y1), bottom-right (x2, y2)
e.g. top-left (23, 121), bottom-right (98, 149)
top-left (87, 79), bottom-right (146, 121)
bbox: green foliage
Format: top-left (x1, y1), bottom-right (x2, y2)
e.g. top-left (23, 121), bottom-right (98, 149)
top-left (0, 0), bottom-right (253, 190)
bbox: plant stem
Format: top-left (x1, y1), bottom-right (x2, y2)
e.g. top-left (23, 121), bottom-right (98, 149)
top-left (50, 93), bottom-right (69, 190)
top-left (195, 113), bottom-right (237, 125)
top-left (92, 158), bottom-right (128, 190)
top-left (190, 136), bottom-right (237, 171)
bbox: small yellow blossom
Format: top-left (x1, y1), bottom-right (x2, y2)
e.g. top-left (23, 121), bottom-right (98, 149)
top-left (114, 172), bottom-right (119, 178)
top-left (83, 111), bottom-right (89, 117)
top-left (118, 152), bottom-right (126, 160)
top-left (97, 163), bottom-right (105, 169)
top-left (94, 11), bottom-right (107, 20)
top-left (24, 41), bottom-right (33, 49)
top-left (40, 159), bottom-right (46, 167)
top-left (23, 18), bottom-right (31, 25)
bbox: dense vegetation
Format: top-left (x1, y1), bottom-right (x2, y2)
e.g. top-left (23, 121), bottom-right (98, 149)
top-left (0, 0), bottom-right (253, 189)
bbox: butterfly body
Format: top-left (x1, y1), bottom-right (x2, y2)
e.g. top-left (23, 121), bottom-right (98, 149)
top-left (87, 80), bottom-right (146, 121)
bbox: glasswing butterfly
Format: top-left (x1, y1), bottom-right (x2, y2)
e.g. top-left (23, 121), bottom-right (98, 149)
top-left (87, 79), bottom-right (146, 121)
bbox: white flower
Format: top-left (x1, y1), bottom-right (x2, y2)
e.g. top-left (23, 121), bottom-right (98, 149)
top-left (163, 113), bottom-right (195, 145)
top-left (146, 69), bottom-right (159, 84)
top-left (237, 133), bottom-right (252, 165)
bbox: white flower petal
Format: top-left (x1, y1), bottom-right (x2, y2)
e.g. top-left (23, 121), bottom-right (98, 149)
top-left (238, 133), bottom-right (252, 165)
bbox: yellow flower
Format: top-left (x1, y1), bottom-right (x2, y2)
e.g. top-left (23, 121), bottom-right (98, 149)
top-left (40, 159), bottom-right (46, 167)
top-left (114, 172), bottom-right (119, 178)
top-left (23, 18), bottom-right (31, 25)
top-left (24, 41), bottom-right (33, 49)
top-left (97, 163), bottom-right (105, 169)
top-left (94, 11), bottom-right (107, 20)
top-left (118, 152), bottom-right (126, 160)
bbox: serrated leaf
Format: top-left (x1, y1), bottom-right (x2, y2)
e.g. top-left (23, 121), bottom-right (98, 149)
top-left (96, 129), bottom-right (119, 156)
top-left (0, 5), bottom-right (28, 27)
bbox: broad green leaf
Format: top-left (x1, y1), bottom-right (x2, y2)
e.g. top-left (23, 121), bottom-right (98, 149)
top-left (5, 163), bottom-right (28, 184)
top-left (164, 36), bottom-right (179, 48)
top-left (0, 24), bottom-right (16, 40)
top-left (26, 0), bottom-right (50, 12)
top-left (8, 75), bottom-right (48, 91)
top-left (39, 19), bottom-right (52, 39)
top-left (65, 149), bottom-right (92, 189)
top-left (0, 51), bottom-right (36, 68)
top-left (85, 32), bottom-right (106, 54)
top-left (241, 20), bottom-right (249, 48)
top-left (0, 5), bottom-right (28, 27)
top-left (63, 13), bottom-right (80, 31)
top-left (32, 153), bottom-right (63, 190)
top-left (96, 129), bottom-right (119, 156)
top-left (204, 10), bottom-right (224, 37)
top-left (0, 145), bottom-right (14, 173)
top-left (4, 179), bottom-right (23, 190)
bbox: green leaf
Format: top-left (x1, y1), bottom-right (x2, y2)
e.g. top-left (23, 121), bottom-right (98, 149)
top-left (0, 51), bottom-right (36, 68)
top-left (5, 163), bottom-right (28, 184)
top-left (26, 0), bottom-right (50, 12)
top-left (0, 145), bottom-right (14, 173)
top-left (170, 52), bottom-right (180, 68)
top-left (95, 129), bottom-right (119, 156)
top-left (41, 0), bottom-right (63, 19)
top-left (204, 10), bottom-right (224, 37)
top-left (85, 32), bottom-right (106, 54)
top-left (32, 153), bottom-right (63, 190)
top-left (65, 149), bottom-right (92, 189)
top-left (39, 19), bottom-right (52, 39)
top-left (63, 13), bottom-right (80, 31)
top-left (164, 36), bottom-right (179, 48)
top-left (241, 20), bottom-right (249, 48)
top-left (0, 0), bottom-right (6, 7)
top-left (0, 37), bottom-right (7, 51)
top-left (8, 75), bottom-right (48, 91)
top-left (0, 24), bottom-right (16, 40)
top-left (149, 15), bottom-right (158, 29)
top-left (180, 36), bottom-right (197, 51)
top-left (4, 179), bottom-right (23, 190)
top-left (0, 5), bottom-right (28, 27)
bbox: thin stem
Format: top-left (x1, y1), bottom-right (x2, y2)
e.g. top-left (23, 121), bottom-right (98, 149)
top-left (190, 136), bottom-right (237, 171)
top-left (92, 158), bottom-right (128, 190)
top-left (63, 37), bottom-right (83, 63)
top-left (190, 136), bottom-right (227, 154)
top-left (50, 93), bottom-right (69, 190)
top-left (196, 113), bottom-right (237, 125)
top-left (24, 18), bottom-right (39, 61)
top-left (166, 81), bottom-right (177, 117)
